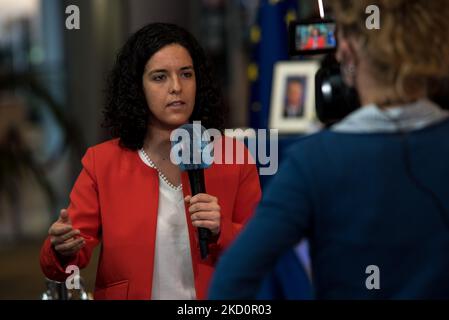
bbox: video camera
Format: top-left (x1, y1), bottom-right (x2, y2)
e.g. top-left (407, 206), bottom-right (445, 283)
top-left (288, 18), bottom-right (449, 123)
top-left (288, 19), bottom-right (360, 126)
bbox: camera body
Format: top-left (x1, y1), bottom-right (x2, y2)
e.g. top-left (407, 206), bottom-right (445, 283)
top-left (289, 19), bottom-right (360, 126)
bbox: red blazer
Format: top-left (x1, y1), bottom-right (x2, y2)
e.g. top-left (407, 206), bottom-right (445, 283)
top-left (40, 138), bottom-right (261, 299)
top-left (304, 36), bottom-right (325, 50)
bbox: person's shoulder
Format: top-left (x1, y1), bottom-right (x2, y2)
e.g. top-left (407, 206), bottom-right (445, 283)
top-left (421, 117), bottom-right (449, 134)
top-left (81, 138), bottom-right (138, 173)
top-left (289, 130), bottom-right (329, 149)
top-left (89, 138), bottom-right (120, 152)
top-left (85, 138), bottom-right (134, 160)
top-left (284, 130), bottom-right (336, 160)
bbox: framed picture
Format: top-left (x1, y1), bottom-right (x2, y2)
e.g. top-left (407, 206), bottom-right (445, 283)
top-left (269, 61), bottom-right (320, 133)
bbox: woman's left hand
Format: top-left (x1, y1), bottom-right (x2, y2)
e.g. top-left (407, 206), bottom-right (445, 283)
top-left (185, 193), bottom-right (221, 236)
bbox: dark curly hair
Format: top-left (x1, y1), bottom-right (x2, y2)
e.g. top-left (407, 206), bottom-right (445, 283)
top-left (103, 23), bottom-right (225, 150)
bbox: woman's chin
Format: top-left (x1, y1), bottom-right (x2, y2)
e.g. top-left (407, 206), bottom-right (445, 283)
top-left (150, 111), bottom-right (193, 129)
top-left (163, 117), bottom-right (191, 129)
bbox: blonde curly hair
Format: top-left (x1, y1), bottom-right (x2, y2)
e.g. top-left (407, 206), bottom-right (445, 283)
top-left (331, 0), bottom-right (449, 102)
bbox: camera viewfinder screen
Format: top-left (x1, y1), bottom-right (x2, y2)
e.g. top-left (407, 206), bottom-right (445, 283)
top-left (295, 22), bottom-right (336, 52)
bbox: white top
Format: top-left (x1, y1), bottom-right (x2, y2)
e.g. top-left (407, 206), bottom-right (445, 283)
top-left (138, 149), bottom-right (196, 300)
top-left (331, 99), bottom-right (449, 133)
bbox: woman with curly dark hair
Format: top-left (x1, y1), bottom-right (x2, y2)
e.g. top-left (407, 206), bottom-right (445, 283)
top-left (40, 23), bottom-right (261, 300)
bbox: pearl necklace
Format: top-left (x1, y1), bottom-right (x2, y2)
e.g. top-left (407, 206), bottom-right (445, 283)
top-left (140, 148), bottom-right (182, 191)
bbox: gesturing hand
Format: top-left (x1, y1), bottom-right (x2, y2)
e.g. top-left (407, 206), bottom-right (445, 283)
top-left (48, 209), bottom-right (85, 257)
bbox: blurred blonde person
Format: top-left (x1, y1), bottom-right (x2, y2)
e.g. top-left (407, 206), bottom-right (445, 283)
top-left (210, 0), bottom-right (449, 299)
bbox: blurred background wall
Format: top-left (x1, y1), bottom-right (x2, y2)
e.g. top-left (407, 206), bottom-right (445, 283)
top-left (0, 0), bottom-right (322, 299)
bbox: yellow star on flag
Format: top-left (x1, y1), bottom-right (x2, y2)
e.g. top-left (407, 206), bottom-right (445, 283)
top-left (250, 25), bottom-right (261, 44)
top-left (247, 63), bottom-right (259, 82)
top-left (285, 9), bottom-right (297, 27)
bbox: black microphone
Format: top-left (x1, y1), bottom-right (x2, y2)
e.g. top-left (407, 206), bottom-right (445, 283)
top-left (171, 122), bottom-right (214, 259)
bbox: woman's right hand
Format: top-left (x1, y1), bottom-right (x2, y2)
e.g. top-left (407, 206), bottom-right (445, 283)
top-left (48, 209), bottom-right (85, 257)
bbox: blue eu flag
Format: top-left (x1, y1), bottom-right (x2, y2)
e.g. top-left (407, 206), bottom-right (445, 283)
top-left (248, 0), bottom-right (299, 129)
